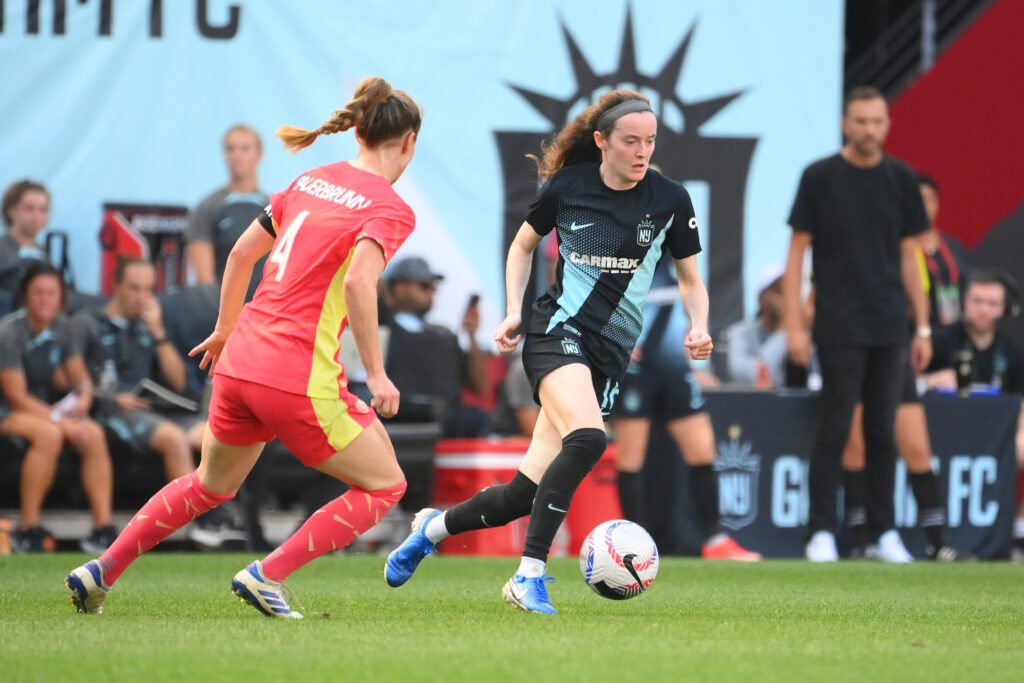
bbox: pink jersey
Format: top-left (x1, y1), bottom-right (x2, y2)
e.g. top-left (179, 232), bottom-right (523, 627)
top-left (217, 161), bottom-right (414, 398)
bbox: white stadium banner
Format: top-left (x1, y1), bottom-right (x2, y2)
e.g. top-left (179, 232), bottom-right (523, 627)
top-left (0, 0), bottom-right (841, 339)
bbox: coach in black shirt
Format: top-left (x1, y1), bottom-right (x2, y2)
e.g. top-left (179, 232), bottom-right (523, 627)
top-left (782, 86), bottom-right (931, 562)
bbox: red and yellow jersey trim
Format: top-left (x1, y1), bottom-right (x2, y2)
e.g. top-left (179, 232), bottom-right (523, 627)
top-left (307, 247), bottom-right (356, 398)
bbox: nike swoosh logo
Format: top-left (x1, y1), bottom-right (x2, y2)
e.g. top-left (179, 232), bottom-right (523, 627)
top-left (622, 553), bottom-right (646, 592)
top-left (569, 222), bottom-right (593, 231)
top-left (547, 503), bottom-right (568, 513)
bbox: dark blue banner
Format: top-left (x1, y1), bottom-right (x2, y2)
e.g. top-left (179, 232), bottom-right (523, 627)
top-left (640, 392), bottom-right (1020, 559)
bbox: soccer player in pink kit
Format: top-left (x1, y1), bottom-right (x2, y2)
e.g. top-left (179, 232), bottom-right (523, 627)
top-left (66, 76), bottom-right (422, 617)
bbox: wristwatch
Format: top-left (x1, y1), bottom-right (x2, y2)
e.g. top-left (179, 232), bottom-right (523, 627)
top-left (916, 326), bottom-right (932, 338)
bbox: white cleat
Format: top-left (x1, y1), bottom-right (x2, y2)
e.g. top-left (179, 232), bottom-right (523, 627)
top-left (231, 561), bottom-right (304, 619)
top-left (65, 561), bottom-right (111, 614)
top-left (805, 530), bottom-right (839, 562)
top-left (865, 530), bottom-right (914, 563)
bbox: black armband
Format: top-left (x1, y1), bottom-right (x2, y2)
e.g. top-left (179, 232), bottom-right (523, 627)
top-left (257, 209), bottom-right (276, 237)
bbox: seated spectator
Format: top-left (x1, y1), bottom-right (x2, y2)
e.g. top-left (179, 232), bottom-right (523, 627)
top-left (724, 264), bottom-right (787, 387)
top-left (924, 268), bottom-right (1024, 394)
top-left (0, 262), bottom-right (115, 552)
top-left (72, 257), bottom-right (243, 548)
top-left (185, 124), bottom-right (268, 301)
top-left (383, 256), bottom-right (489, 436)
top-left (917, 174), bottom-right (970, 327)
top-left (922, 268), bottom-right (1024, 559)
top-left (0, 180), bottom-right (50, 292)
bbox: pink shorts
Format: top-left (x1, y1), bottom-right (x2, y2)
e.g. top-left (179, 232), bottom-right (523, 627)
top-left (208, 374), bottom-right (377, 467)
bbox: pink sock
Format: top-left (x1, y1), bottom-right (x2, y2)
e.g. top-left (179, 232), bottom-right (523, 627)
top-left (98, 471), bottom-right (233, 585)
top-left (261, 482), bottom-right (406, 582)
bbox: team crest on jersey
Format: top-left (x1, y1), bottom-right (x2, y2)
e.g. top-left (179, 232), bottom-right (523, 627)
top-left (560, 338), bottom-right (582, 356)
top-left (713, 425), bottom-right (761, 531)
top-left (636, 216), bottom-right (656, 247)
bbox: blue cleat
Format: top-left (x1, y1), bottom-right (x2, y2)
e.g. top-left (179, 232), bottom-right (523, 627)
top-left (65, 560), bottom-right (111, 614)
top-left (231, 561), bottom-right (303, 619)
top-left (502, 574), bottom-right (557, 614)
top-left (384, 508), bottom-right (443, 588)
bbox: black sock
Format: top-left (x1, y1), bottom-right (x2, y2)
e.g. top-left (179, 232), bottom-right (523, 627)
top-left (444, 471), bottom-right (537, 535)
top-left (689, 464), bottom-right (723, 542)
top-left (843, 468), bottom-right (867, 546)
top-left (617, 470), bottom-right (645, 525)
top-left (522, 428), bottom-right (607, 562)
top-left (909, 471), bottom-right (946, 549)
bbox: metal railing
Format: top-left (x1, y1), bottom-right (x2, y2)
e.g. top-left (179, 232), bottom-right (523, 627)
top-left (845, 0), bottom-right (995, 97)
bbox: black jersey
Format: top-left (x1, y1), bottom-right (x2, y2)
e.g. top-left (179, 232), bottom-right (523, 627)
top-left (788, 153), bottom-right (928, 346)
top-left (525, 163), bottom-right (700, 378)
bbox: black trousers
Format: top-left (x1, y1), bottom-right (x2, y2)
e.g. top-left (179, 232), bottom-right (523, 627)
top-left (809, 344), bottom-right (905, 537)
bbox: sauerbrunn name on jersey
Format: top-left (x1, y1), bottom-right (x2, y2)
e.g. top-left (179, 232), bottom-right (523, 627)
top-left (292, 175), bottom-right (373, 211)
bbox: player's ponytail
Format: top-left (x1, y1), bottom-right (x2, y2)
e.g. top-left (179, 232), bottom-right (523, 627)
top-left (276, 76), bottom-right (422, 154)
top-left (529, 90), bottom-right (650, 180)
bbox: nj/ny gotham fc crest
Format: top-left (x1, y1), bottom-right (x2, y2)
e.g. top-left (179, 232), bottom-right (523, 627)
top-left (495, 5), bottom-right (758, 345)
top-left (636, 216), bottom-right (656, 247)
top-left (713, 425), bottom-right (761, 531)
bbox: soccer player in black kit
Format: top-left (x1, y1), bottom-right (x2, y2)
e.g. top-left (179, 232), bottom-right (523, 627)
top-left (385, 90), bottom-right (713, 613)
top-left (783, 86), bottom-right (931, 563)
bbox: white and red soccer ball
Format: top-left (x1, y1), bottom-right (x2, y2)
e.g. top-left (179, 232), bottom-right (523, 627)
top-left (579, 520), bottom-right (659, 600)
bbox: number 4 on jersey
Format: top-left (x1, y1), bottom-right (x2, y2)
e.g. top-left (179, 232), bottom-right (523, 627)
top-left (269, 210), bottom-right (309, 281)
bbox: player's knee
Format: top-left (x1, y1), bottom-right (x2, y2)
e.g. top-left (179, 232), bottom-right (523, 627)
top-left (505, 471), bottom-right (539, 519)
top-left (365, 479), bottom-right (407, 513)
top-left (562, 427), bottom-right (607, 468)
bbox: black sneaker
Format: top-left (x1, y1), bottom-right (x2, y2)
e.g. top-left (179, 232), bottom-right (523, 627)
top-left (926, 543), bottom-right (969, 562)
top-left (188, 521), bottom-right (248, 550)
top-left (11, 526), bottom-right (56, 553)
top-left (80, 525), bottom-right (117, 554)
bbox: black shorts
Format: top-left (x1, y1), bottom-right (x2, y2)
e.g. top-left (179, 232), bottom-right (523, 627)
top-left (900, 355), bottom-right (921, 405)
top-left (612, 358), bottom-right (706, 421)
top-left (522, 331), bottom-right (621, 419)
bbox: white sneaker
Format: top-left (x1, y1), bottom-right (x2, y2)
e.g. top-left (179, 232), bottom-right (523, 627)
top-left (865, 530), bottom-right (913, 563)
top-left (805, 530), bottom-right (838, 562)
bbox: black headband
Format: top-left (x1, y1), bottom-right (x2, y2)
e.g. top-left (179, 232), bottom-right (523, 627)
top-left (595, 99), bottom-right (653, 132)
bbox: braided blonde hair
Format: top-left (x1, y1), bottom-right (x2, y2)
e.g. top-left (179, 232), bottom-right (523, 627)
top-left (276, 76), bottom-right (422, 154)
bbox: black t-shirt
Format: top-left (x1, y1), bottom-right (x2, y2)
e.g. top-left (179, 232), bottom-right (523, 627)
top-left (788, 153), bottom-right (928, 346)
top-left (928, 323), bottom-right (1024, 393)
top-left (525, 163), bottom-right (701, 378)
top-left (71, 308), bottom-right (157, 391)
top-left (0, 310), bottom-right (78, 404)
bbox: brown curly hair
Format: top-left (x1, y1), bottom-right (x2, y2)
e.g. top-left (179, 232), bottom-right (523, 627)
top-left (529, 89), bottom-right (651, 180)
top-left (276, 76), bottom-right (423, 154)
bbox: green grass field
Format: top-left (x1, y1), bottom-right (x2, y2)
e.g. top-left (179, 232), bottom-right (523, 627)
top-left (2, 553), bottom-right (1023, 682)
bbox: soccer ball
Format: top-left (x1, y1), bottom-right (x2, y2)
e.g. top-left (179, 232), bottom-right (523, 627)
top-left (579, 520), bottom-right (658, 600)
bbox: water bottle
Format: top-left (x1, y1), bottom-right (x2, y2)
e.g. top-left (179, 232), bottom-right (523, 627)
top-left (954, 350), bottom-right (973, 397)
top-left (99, 360), bottom-right (118, 401)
